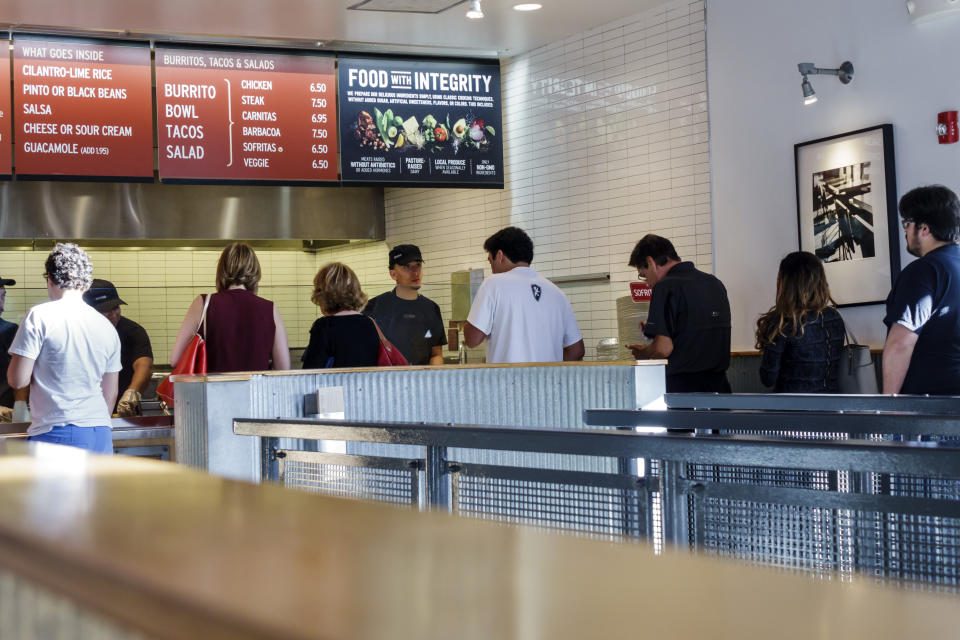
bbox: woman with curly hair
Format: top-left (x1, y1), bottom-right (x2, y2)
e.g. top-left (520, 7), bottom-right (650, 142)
top-left (302, 262), bottom-right (381, 369)
top-left (171, 242), bottom-right (290, 373)
top-left (756, 251), bottom-right (845, 392)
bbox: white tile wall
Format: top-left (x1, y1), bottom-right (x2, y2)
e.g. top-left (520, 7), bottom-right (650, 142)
top-left (0, 0), bottom-right (709, 363)
top-left (379, 0), bottom-right (710, 359)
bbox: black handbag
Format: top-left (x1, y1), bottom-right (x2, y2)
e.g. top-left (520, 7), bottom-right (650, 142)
top-left (837, 327), bottom-right (878, 394)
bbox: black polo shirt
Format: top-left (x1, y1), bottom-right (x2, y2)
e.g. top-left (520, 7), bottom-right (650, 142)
top-left (363, 289), bottom-right (446, 365)
top-left (644, 262), bottom-right (731, 377)
top-left (116, 316), bottom-right (153, 398)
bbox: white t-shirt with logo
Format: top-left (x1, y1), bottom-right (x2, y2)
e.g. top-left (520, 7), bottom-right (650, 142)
top-left (467, 266), bottom-right (582, 364)
top-left (9, 294), bottom-right (122, 436)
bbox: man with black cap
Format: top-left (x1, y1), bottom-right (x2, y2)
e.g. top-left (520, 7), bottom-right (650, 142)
top-left (363, 244), bottom-right (446, 365)
top-left (84, 279), bottom-right (154, 416)
top-left (0, 275), bottom-right (29, 423)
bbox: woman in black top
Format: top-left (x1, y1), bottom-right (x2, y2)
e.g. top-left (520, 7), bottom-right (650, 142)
top-left (302, 262), bottom-right (381, 369)
top-left (755, 251), bottom-right (845, 392)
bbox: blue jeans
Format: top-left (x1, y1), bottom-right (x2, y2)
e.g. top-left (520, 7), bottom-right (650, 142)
top-left (27, 425), bottom-right (113, 454)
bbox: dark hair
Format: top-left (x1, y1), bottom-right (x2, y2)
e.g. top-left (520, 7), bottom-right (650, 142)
top-left (216, 242), bottom-right (262, 293)
top-left (899, 185), bottom-right (960, 243)
top-left (312, 262), bottom-right (367, 314)
top-left (483, 226), bottom-right (534, 264)
top-left (628, 234), bottom-right (681, 268)
top-left (45, 243), bottom-right (94, 291)
top-left (755, 251), bottom-right (836, 348)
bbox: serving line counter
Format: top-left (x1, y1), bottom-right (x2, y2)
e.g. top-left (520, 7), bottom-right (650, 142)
top-left (0, 439), bottom-right (958, 640)
top-left (0, 416), bottom-right (174, 460)
top-left (171, 361), bottom-right (666, 482)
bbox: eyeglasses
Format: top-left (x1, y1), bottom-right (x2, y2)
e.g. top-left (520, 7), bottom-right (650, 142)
top-left (901, 218), bottom-right (915, 229)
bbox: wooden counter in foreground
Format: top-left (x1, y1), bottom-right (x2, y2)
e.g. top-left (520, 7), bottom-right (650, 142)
top-left (0, 440), bottom-right (958, 639)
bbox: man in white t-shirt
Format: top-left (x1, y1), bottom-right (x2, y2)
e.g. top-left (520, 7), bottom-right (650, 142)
top-left (464, 226), bottom-right (584, 364)
top-left (7, 243), bottom-right (122, 453)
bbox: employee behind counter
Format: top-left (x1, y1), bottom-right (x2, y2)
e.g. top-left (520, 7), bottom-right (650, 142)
top-left (83, 279), bottom-right (154, 417)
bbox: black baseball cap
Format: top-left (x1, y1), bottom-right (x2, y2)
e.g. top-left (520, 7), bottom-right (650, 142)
top-left (83, 279), bottom-right (126, 312)
top-left (389, 244), bottom-right (424, 269)
top-left (0, 276), bottom-right (15, 287)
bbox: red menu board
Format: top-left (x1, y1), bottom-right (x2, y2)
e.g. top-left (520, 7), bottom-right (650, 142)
top-left (0, 52), bottom-right (11, 177)
top-left (13, 37), bottom-right (153, 179)
top-left (155, 47), bottom-right (338, 183)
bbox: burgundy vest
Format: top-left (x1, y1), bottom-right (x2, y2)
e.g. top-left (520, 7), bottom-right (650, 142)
top-left (203, 289), bottom-right (276, 373)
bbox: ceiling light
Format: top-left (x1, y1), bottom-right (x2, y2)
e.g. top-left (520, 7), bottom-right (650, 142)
top-left (466, 0), bottom-right (484, 19)
top-left (801, 76), bottom-right (817, 105)
top-left (513, 3), bottom-right (542, 10)
top-left (796, 61), bottom-right (854, 106)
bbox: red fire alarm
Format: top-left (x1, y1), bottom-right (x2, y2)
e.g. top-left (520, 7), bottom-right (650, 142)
top-left (938, 110), bottom-right (958, 144)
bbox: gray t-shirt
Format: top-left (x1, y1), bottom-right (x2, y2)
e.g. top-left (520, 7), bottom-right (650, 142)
top-left (9, 294), bottom-right (121, 436)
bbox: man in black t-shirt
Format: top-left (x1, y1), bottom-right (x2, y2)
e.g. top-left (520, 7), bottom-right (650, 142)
top-left (626, 234), bottom-right (732, 393)
top-left (0, 276), bottom-right (30, 423)
top-left (364, 244), bottom-right (446, 366)
top-left (883, 185), bottom-right (960, 394)
top-left (84, 279), bottom-right (154, 415)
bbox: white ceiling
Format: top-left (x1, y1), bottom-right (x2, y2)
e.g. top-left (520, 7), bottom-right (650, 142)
top-left (0, 0), bottom-right (664, 58)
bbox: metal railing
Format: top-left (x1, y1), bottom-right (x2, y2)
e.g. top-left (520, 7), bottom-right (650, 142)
top-left (236, 413), bottom-right (960, 588)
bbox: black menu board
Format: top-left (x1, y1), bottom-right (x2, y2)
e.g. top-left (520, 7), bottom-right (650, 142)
top-left (338, 56), bottom-right (503, 187)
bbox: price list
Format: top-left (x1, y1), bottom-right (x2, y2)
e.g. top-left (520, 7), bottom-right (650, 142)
top-left (12, 37), bottom-right (153, 178)
top-left (0, 54), bottom-right (10, 176)
top-left (155, 47), bottom-right (338, 182)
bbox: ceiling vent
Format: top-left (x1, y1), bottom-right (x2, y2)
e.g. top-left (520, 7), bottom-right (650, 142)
top-left (348, 0), bottom-right (466, 14)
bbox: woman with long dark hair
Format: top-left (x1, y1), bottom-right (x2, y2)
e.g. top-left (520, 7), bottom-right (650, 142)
top-left (755, 251), bottom-right (845, 392)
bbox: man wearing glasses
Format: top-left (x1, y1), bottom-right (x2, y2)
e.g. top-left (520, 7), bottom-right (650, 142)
top-left (883, 185), bottom-right (960, 394)
top-left (364, 244), bottom-right (446, 365)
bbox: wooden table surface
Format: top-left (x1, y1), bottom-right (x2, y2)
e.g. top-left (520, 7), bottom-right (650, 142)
top-left (0, 438), bottom-right (957, 640)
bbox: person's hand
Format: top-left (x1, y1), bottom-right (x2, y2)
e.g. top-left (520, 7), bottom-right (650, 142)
top-left (626, 344), bottom-right (645, 359)
top-left (12, 400), bottom-right (30, 423)
top-left (0, 406), bottom-right (12, 423)
top-left (116, 389), bottom-right (142, 417)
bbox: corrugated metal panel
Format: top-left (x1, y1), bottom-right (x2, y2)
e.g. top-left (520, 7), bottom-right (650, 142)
top-left (245, 364), bottom-right (662, 472)
top-left (174, 381), bottom-right (208, 470)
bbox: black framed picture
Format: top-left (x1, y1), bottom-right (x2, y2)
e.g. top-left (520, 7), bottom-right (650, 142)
top-left (795, 123), bottom-right (900, 307)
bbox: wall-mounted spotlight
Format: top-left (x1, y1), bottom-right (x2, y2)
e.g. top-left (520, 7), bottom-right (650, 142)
top-left (797, 61), bottom-right (854, 105)
top-left (466, 0), bottom-right (484, 19)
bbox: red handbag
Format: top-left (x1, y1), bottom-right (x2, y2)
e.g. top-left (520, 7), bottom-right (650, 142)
top-left (157, 294), bottom-right (211, 407)
top-left (371, 318), bottom-right (409, 367)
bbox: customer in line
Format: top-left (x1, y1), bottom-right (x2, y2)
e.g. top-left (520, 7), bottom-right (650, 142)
top-left (626, 234), bottom-right (732, 393)
top-left (7, 243), bottom-right (121, 453)
top-left (302, 262), bottom-right (380, 368)
top-left (84, 279), bottom-right (154, 416)
top-left (755, 251), bottom-right (845, 392)
top-left (464, 226), bottom-right (584, 363)
top-left (883, 184), bottom-right (960, 394)
top-left (171, 242), bottom-right (290, 373)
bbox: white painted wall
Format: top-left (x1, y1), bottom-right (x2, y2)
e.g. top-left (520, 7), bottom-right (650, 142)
top-left (708, 0), bottom-right (960, 349)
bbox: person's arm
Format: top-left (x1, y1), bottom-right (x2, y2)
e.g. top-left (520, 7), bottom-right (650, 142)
top-left (170, 295), bottom-right (204, 365)
top-left (128, 356), bottom-right (153, 394)
top-left (628, 335), bottom-right (673, 360)
top-left (758, 334), bottom-right (786, 389)
top-left (463, 321), bottom-right (486, 348)
top-left (13, 387), bottom-right (28, 402)
top-left (101, 371), bottom-right (119, 413)
top-left (882, 323), bottom-right (919, 394)
top-left (562, 339), bottom-right (585, 361)
top-left (429, 345), bottom-right (444, 366)
top-left (7, 354), bottom-right (34, 390)
top-left (271, 304), bottom-right (291, 370)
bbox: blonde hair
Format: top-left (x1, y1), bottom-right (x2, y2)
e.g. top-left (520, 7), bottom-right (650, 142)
top-left (216, 242), bottom-right (261, 293)
top-left (312, 262), bottom-right (367, 314)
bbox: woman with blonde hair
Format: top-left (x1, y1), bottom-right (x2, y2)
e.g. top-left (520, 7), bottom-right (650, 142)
top-left (302, 262), bottom-right (381, 368)
top-left (755, 251), bottom-right (845, 392)
top-left (171, 242), bottom-right (290, 372)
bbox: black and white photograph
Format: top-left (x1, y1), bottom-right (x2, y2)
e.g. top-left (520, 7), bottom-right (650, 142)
top-left (811, 162), bottom-right (875, 263)
top-left (795, 124), bottom-right (899, 307)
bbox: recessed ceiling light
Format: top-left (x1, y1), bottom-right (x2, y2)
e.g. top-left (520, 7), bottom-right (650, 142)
top-left (513, 3), bottom-right (542, 10)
